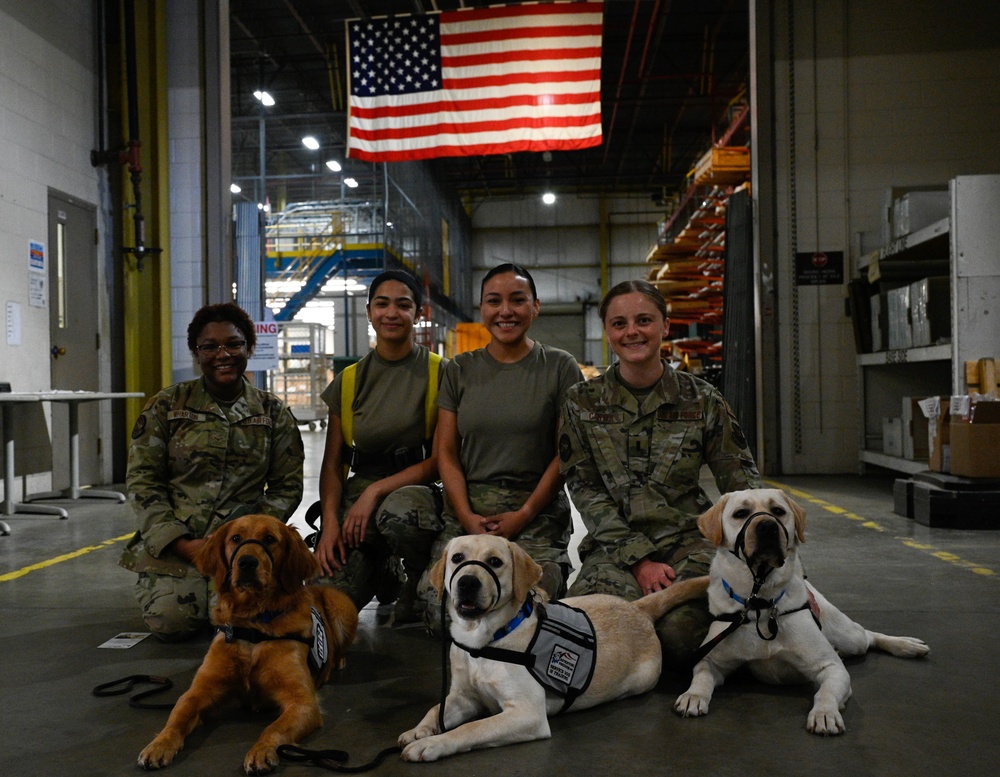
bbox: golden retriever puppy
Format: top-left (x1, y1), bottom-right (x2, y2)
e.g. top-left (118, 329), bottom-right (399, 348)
top-left (400, 535), bottom-right (708, 761)
top-left (674, 488), bottom-right (929, 735)
top-left (137, 514), bottom-right (358, 774)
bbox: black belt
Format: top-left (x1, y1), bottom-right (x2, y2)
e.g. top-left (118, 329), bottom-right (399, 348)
top-left (346, 444), bottom-right (429, 476)
top-left (469, 478), bottom-right (535, 490)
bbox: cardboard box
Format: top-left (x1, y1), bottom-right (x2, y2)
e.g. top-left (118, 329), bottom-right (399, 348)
top-left (887, 286), bottom-right (912, 350)
top-left (882, 417), bottom-right (904, 457)
top-left (902, 397), bottom-right (930, 460)
top-left (919, 396), bottom-right (951, 472)
top-left (870, 292), bottom-right (887, 352)
top-left (950, 400), bottom-right (1000, 479)
top-left (892, 191), bottom-right (950, 238)
top-left (910, 276), bottom-right (951, 347)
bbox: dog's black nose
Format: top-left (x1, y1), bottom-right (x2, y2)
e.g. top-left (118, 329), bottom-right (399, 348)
top-left (237, 555), bottom-right (258, 571)
top-left (757, 520), bottom-right (779, 537)
top-left (456, 574), bottom-right (481, 596)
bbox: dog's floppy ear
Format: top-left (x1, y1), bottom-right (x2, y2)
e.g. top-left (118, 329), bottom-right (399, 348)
top-left (697, 492), bottom-right (730, 546)
top-left (194, 528), bottom-right (231, 590)
top-left (509, 541), bottom-right (543, 605)
top-left (280, 522), bottom-right (321, 593)
top-left (785, 493), bottom-right (807, 543)
top-left (428, 540), bottom-right (450, 597)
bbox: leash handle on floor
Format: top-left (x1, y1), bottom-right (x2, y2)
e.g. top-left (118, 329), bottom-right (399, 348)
top-left (277, 744), bottom-right (402, 773)
top-left (92, 674), bottom-right (176, 710)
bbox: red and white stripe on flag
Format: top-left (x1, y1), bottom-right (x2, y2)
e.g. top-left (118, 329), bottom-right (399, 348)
top-left (346, 1), bottom-right (604, 162)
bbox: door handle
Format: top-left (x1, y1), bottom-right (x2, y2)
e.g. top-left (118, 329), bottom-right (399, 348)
top-left (51, 345), bottom-right (67, 359)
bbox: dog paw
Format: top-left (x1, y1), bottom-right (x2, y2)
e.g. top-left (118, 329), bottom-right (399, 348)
top-left (807, 707), bottom-right (845, 735)
top-left (399, 723), bottom-right (436, 746)
top-left (883, 635), bottom-right (930, 659)
top-left (674, 692), bottom-right (711, 718)
top-left (137, 735), bottom-right (182, 770)
top-left (401, 737), bottom-right (451, 762)
top-left (243, 745), bottom-right (279, 775)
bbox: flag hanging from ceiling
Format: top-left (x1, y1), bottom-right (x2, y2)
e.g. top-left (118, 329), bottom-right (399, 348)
top-left (346, 1), bottom-right (604, 162)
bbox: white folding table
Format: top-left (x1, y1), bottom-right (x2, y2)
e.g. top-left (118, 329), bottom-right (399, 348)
top-left (1, 391), bottom-right (144, 535)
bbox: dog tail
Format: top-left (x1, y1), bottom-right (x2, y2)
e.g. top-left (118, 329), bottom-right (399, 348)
top-left (633, 576), bottom-right (709, 621)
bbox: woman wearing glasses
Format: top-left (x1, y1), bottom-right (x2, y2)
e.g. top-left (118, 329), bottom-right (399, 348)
top-left (120, 302), bottom-right (305, 641)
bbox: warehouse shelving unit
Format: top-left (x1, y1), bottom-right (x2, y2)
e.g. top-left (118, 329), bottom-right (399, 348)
top-left (855, 174), bottom-right (1000, 473)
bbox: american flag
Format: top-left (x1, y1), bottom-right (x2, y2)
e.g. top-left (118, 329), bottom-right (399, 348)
top-left (346, 1), bottom-right (604, 162)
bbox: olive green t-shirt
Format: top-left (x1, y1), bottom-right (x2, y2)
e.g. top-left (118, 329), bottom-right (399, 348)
top-left (321, 344), bottom-right (445, 455)
top-left (437, 342), bottom-right (584, 484)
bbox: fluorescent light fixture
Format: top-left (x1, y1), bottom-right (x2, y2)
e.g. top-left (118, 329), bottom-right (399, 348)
top-left (302, 136), bottom-right (320, 150)
top-left (344, 177), bottom-right (359, 188)
top-left (253, 90), bottom-right (275, 107)
top-left (325, 159), bottom-right (342, 172)
top-left (230, 183), bottom-right (241, 194)
top-left (542, 192), bottom-right (556, 205)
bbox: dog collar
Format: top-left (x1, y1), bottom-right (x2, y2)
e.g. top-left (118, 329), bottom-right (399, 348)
top-left (255, 609), bottom-right (286, 624)
top-left (491, 596), bottom-right (534, 642)
top-left (722, 578), bottom-right (785, 610)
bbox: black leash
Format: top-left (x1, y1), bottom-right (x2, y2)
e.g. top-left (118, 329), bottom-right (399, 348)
top-left (91, 674), bottom-right (176, 710)
top-left (277, 744), bottom-right (402, 773)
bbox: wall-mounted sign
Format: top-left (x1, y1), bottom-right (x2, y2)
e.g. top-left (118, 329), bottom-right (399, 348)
top-left (795, 251), bottom-right (844, 285)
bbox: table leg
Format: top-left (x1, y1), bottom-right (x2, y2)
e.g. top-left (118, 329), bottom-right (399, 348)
top-left (2, 405), bottom-right (68, 522)
top-left (24, 400), bottom-right (127, 505)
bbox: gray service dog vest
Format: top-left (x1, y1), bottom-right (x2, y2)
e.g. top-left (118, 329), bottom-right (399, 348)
top-left (526, 601), bottom-right (597, 710)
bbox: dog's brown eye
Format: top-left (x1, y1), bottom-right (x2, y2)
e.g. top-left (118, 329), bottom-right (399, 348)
top-left (229, 534), bottom-right (242, 544)
top-left (451, 553), bottom-right (465, 564)
top-left (487, 556), bottom-right (503, 569)
top-left (733, 509), bottom-right (749, 519)
top-left (772, 507), bottom-right (786, 516)
top-left (263, 534), bottom-right (277, 545)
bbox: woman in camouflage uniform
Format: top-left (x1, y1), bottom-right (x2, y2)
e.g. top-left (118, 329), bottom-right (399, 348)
top-left (120, 303), bottom-right (305, 641)
top-left (315, 270), bottom-right (446, 625)
top-left (424, 263), bottom-right (584, 620)
top-left (559, 280), bottom-right (762, 667)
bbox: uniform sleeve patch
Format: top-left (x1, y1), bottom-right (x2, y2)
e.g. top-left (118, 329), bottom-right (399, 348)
top-left (241, 415), bottom-right (274, 427)
top-left (559, 433), bottom-right (573, 463)
top-left (131, 415), bottom-right (146, 440)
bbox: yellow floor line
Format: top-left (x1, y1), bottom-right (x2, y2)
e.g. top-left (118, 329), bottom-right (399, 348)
top-left (0, 533), bottom-right (132, 583)
top-left (765, 479), bottom-right (998, 579)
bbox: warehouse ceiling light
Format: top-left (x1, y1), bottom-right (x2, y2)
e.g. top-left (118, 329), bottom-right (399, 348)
top-left (302, 136), bottom-right (320, 150)
top-left (344, 177), bottom-right (359, 188)
top-left (230, 183), bottom-right (241, 194)
top-left (542, 192), bottom-right (556, 205)
top-left (252, 89), bottom-right (275, 106)
top-left (325, 159), bottom-right (342, 172)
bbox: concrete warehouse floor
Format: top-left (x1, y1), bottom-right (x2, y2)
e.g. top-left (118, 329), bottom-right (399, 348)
top-left (1, 428), bottom-right (998, 777)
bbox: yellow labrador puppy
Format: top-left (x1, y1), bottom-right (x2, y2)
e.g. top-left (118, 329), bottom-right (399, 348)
top-left (400, 535), bottom-right (707, 762)
top-left (674, 488), bottom-right (929, 734)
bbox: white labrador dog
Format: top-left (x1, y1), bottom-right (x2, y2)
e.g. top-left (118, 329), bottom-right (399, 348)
top-left (674, 488), bottom-right (929, 734)
top-left (400, 535), bottom-right (707, 762)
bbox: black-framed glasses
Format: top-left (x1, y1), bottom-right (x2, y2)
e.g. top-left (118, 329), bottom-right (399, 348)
top-left (195, 340), bottom-right (247, 356)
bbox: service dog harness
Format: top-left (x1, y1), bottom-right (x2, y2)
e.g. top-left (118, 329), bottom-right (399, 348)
top-left (444, 559), bottom-right (597, 718)
top-left (217, 538), bottom-right (330, 676)
top-left (692, 511), bottom-right (820, 665)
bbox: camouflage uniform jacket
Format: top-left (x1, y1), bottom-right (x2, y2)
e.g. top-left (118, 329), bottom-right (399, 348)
top-left (558, 362), bottom-right (761, 570)
top-left (120, 377), bottom-right (305, 576)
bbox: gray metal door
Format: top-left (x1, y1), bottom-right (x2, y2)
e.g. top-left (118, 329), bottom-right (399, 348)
top-left (47, 191), bottom-right (101, 488)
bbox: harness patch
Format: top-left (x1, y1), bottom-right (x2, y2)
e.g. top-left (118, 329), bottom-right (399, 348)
top-left (308, 607), bottom-right (329, 676)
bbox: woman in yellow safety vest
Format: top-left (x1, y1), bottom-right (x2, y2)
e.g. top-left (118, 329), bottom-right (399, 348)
top-left (315, 269), bottom-right (446, 625)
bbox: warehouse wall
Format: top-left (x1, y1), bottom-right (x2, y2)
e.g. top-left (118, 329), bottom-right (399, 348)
top-left (760, 0), bottom-right (1000, 474)
top-left (471, 193), bottom-right (662, 366)
top-left (0, 2), bottom-right (110, 494)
